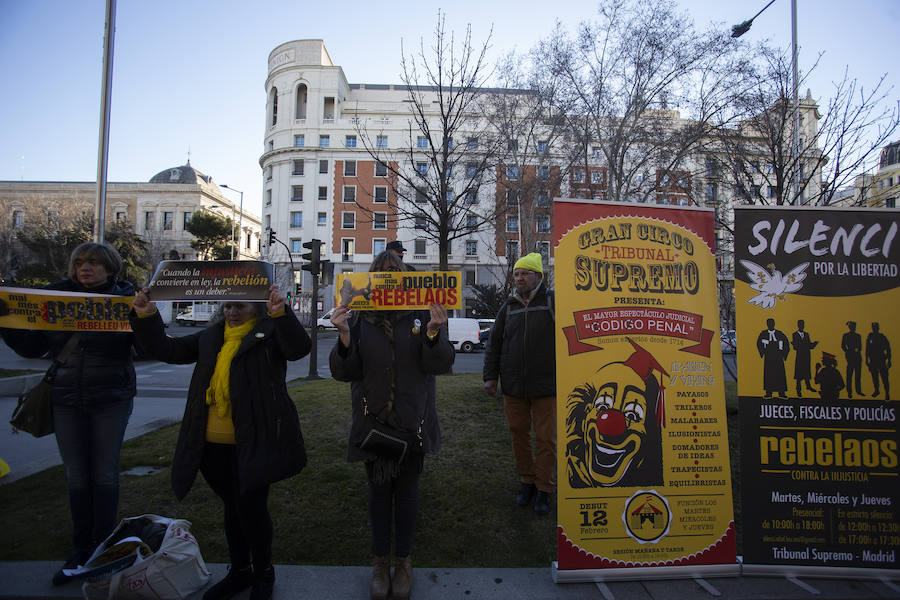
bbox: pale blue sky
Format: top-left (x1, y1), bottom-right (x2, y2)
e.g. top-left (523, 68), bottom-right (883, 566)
top-left (1, 0), bottom-right (897, 216)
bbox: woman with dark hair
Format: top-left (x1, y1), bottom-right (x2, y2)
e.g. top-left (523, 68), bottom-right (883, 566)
top-left (0, 242), bottom-right (137, 585)
top-left (130, 286), bottom-right (310, 600)
top-left (329, 251), bottom-right (453, 600)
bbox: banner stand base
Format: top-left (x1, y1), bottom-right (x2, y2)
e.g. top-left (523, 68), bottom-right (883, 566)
top-left (742, 563), bottom-right (899, 582)
top-left (552, 562), bottom-right (739, 584)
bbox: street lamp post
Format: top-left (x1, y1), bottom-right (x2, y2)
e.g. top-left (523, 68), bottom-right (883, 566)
top-left (221, 185), bottom-right (244, 259)
top-left (732, 0), bottom-right (801, 205)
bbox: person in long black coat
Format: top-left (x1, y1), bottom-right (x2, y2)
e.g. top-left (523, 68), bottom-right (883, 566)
top-left (0, 242), bottom-right (136, 586)
top-left (130, 285), bottom-right (310, 600)
top-left (791, 319), bottom-right (818, 397)
top-left (756, 318), bottom-right (790, 398)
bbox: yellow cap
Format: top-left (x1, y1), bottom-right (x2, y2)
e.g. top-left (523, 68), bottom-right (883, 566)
top-left (514, 252), bottom-right (543, 274)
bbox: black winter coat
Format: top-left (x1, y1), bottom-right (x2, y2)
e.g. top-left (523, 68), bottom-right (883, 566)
top-left (129, 309), bottom-right (311, 498)
top-left (1, 277), bottom-right (136, 407)
top-left (482, 283), bottom-right (556, 398)
top-left (329, 311), bottom-right (453, 462)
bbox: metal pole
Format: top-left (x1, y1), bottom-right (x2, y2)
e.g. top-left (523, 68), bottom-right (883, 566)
top-left (223, 185), bottom-right (244, 259)
top-left (230, 201), bottom-right (235, 259)
top-left (237, 190), bottom-right (244, 258)
top-left (791, 0), bottom-right (801, 204)
top-left (307, 270), bottom-right (320, 378)
top-left (94, 0), bottom-right (117, 243)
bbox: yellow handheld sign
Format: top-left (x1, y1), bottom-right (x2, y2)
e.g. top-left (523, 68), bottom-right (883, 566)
top-left (334, 271), bottom-right (462, 310)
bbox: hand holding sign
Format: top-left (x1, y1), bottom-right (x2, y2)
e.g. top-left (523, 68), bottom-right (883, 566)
top-left (426, 303), bottom-right (448, 337)
top-left (132, 288), bottom-right (156, 316)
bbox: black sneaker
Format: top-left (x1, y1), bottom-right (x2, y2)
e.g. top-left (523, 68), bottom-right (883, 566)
top-left (52, 549), bottom-right (88, 586)
top-left (534, 491), bottom-right (552, 516)
top-left (250, 565), bottom-right (275, 600)
top-left (515, 483), bottom-right (536, 507)
top-left (203, 566), bottom-right (254, 600)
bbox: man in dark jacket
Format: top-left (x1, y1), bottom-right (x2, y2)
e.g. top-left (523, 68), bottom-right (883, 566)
top-left (483, 252), bottom-right (556, 516)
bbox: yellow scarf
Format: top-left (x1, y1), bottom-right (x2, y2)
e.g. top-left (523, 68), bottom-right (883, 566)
top-left (206, 318), bottom-right (258, 419)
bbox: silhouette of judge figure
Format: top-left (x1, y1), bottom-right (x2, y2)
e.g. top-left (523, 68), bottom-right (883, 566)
top-left (841, 321), bottom-right (863, 399)
top-left (756, 318), bottom-right (790, 398)
top-left (791, 320), bottom-right (818, 397)
top-left (815, 352), bottom-right (844, 402)
top-left (865, 322), bottom-right (891, 400)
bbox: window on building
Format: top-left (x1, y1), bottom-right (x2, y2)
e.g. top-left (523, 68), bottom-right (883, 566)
top-left (291, 185), bottom-right (303, 201)
top-left (506, 216), bottom-right (518, 233)
top-left (317, 212), bottom-right (326, 226)
top-left (706, 184), bottom-right (718, 202)
top-left (344, 161), bottom-right (356, 177)
top-left (144, 211), bottom-right (154, 230)
top-left (376, 135), bottom-right (388, 148)
top-left (536, 192), bottom-right (550, 208)
top-left (507, 140), bottom-right (519, 152)
top-left (265, 190), bottom-right (272, 206)
top-left (115, 211), bottom-right (126, 223)
top-left (591, 170), bottom-right (603, 184)
top-left (536, 214), bottom-right (550, 233)
top-left (506, 166), bottom-right (519, 181)
top-left (538, 166), bottom-right (549, 180)
top-left (345, 135), bottom-right (357, 148)
top-left (466, 162), bottom-right (478, 177)
top-left (887, 198), bottom-right (896, 208)
top-left (467, 137), bottom-right (478, 150)
top-left (295, 83), bottom-right (307, 119)
top-left (323, 97), bottom-right (335, 121)
top-left (270, 87), bottom-right (278, 126)
top-left (319, 160), bottom-right (328, 174)
top-left (265, 215), bottom-right (271, 229)
top-left (466, 240), bottom-right (477, 256)
top-left (417, 136), bottom-right (428, 149)
top-left (318, 186), bottom-right (328, 201)
top-left (537, 140), bottom-right (548, 153)
top-left (466, 215), bottom-right (477, 230)
top-left (292, 160), bottom-right (304, 175)
top-left (414, 238), bottom-right (426, 255)
top-left (343, 186), bottom-right (356, 203)
top-left (342, 212), bottom-right (355, 229)
top-left (163, 211), bottom-right (174, 231)
top-left (445, 137), bottom-right (453, 150)
top-left (294, 134), bottom-right (304, 147)
top-left (267, 140), bottom-right (274, 152)
top-left (183, 211), bottom-right (192, 229)
top-left (374, 186), bottom-right (387, 203)
top-left (416, 162), bottom-right (427, 175)
top-left (573, 169), bottom-right (585, 183)
top-left (465, 190), bottom-right (477, 204)
top-left (342, 238), bottom-right (355, 261)
top-left (506, 189), bottom-right (518, 206)
top-left (373, 212), bottom-right (387, 229)
top-left (291, 238), bottom-right (303, 253)
top-left (465, 269), bottom-right (476, 286)
top-left (415, 190), bottom-right (427, 203)
top-left (537, 241), bottom-right (550, 260)
top-left (415, 214), bottom-right (427, 230)
top-left (266, 166), bottom-right (273, 181)
top-left (12, 210), bottom-right (23, 228)
top-left (506, 240), bottom-right (519, 260)
top-left (319, 135), bottom-right (330, 147)
top-left (767, 185), bottom-right (776, 198)
top-left (375, 162), bottom-right (388, 177)
top-left (290, 211), bottom-right (303, 228)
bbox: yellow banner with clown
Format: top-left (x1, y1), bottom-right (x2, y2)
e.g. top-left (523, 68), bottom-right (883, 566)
top-left (553, 200), bottom-right (736, 579)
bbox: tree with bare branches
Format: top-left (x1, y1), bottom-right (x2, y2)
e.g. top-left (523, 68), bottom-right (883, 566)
top-left (351, 10), bottom-right (504, 270)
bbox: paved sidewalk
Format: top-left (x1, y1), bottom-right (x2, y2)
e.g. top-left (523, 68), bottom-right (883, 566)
top-left (1, 561), bottom-right (898, 599)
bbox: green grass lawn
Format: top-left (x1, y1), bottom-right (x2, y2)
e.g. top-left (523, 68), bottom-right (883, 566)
top-left (0, 374), bottom-right (741, 567)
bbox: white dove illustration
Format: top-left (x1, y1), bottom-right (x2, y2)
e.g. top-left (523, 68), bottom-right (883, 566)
top-left (739, 260), bottom-right (809, 309)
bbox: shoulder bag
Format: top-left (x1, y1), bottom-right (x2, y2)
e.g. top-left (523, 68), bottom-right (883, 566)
top-left (10, 334), bottom-right (80, 437)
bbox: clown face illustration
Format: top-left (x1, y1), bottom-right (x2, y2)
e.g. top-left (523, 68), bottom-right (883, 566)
top-left (566, 341), bottom-right (665, 488)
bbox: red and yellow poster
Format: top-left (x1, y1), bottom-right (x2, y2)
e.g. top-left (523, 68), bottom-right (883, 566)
top-left (0, 287), bottom-right (133, 332)
top-left (735, 206), bottom-right (899, 576)
top-left (334, 271), bottom-right (462, 311)
top-left (554, 200), bottom-right (736, 580)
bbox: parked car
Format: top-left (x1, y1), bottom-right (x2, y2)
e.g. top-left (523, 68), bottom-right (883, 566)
top-left (174, 302), bottom-right (216, 326)
top-left (317, 308), bottom-right (337, 330)
top-left (721, 329), bottom-right (736, 353)
top-left (448, 317), bottom-right (482, 353)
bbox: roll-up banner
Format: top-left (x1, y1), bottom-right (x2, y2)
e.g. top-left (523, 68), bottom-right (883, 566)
top-left (553, 199), bottom-right (737, 582)
top-left (735, 206), bottom-right (899, 579)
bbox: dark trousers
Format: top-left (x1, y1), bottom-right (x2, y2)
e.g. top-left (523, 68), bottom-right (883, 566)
top-left (54, 398), bottom-right (133, 555)
top-left (366, 457), bottom-right (421, 558)
top-left (201, 443), bottom-right (272, 570)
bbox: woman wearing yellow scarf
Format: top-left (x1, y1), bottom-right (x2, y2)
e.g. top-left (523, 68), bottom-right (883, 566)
top-left (131, 285), bottom-right (310, 600)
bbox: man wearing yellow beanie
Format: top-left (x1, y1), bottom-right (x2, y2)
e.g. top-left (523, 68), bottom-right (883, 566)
top-left (483, 252), bottom-right (556, 516)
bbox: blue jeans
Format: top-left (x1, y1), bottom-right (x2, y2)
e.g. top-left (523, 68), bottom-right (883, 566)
top-left (53, 398), bottom-right (133, 554)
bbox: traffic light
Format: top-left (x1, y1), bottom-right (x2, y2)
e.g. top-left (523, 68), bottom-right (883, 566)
top-left (295, 283), bottom-right (302, 296)
top-left (268, 228), bottom-right (276, 244)
top-left (319, 260), bottom-right (333, 285)
top-left (301, 238), bottom-right (321, 275)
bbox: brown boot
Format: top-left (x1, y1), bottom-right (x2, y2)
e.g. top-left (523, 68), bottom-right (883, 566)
top-left (370, 556), bottom-right (390, 600)
top-left (392, 556), bottom-right (413, 600)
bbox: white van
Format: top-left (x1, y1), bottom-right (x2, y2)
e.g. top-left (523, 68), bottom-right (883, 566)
top-left (448, 317), bottom-right (481, 353)
top-left (174, 302), bottom-right (217, 326)
top-left (317, 308), bottom-right (337, 330)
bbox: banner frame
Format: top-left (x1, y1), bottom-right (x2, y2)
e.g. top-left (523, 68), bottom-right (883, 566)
top-left (552, 562), bottom-right (739, 583)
